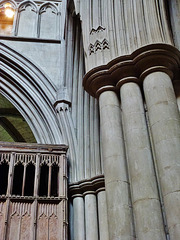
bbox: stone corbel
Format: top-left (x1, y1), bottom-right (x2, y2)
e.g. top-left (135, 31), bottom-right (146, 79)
top-left (54, 87), bottom-right (71, 112)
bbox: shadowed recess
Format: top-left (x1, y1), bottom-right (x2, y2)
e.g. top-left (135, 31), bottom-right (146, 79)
top-left (0, 94), bottom-right (36, 143)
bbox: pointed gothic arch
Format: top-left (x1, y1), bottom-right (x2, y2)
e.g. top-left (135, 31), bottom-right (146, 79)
top-left (0, 0), bottom-right (17, 36)
top-left (0, 0), bottom-right (17, 9)
top-left (38, 2), bottom-right (60, 39)
top-left (16, 0), bottom-right (38, 37)
top-left (0, 42), bottom-right (63, 144)
top-left (18, 0), bottom-right (37, 12)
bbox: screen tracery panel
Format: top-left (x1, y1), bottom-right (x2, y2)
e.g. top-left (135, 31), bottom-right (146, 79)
top-left (0, 143), bottom-right (68, 240)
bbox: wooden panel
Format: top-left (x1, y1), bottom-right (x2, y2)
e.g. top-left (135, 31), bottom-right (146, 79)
top-left (7, 201), bottom-right (33, 240)
top-left (37, 204), bottom-right (49, 240)
top-left (0, 143), bottom-right (68, 240)
top-left (20, 212), bottom-right (32, 240)
top-left (0, 142), bottom-right (68, 154)
top-left (37, 203), bottom-right (62, 240)
top-left (49, 213), bottom-right (58, 240)
top-left (8, 212), bottom-right (20, 240)
top-left (0, 201), bottom-right (6, 239)
top-left (58, 200), bottom-right (64, 240)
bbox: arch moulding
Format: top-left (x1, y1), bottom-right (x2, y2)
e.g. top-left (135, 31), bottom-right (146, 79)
top-left (0, 42), bottom-right (63, 144)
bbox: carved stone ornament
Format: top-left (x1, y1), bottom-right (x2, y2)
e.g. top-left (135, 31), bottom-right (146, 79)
top-left (84, 43), bottom-right (180, 97)
top-left (89, 38), bottom-right (109, 55)
top-left (39, 2), bottom-right (58, 15)
top-left (18, 1), bottom-right (37, 13)
top-left (0, 0), bottom-right (17, 9)
top-left (90, 26), bottom-right (106, 35)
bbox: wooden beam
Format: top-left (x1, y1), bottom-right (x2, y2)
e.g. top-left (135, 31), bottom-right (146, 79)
top-left (0, 117), bottom-right (26, 142)
top-left (0, 108), bottom-right (22, 118)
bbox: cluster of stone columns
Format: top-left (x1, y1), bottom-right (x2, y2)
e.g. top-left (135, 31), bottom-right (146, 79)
top-left (99, 90), bottom-right (134, 239)
top-left (70, 176), bottom-right (109, 240)
top-left (121, 81), bottom-right (166, 239)
top-left (72, 190), bottom-right (109, 240)
top-left (83, 44), bottom-right (180, 240)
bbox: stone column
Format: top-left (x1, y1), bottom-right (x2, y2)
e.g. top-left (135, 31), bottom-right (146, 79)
top-left (73, 196), bottom-right (85, 240)
top-left (120, 82), bottom-right (166, 240)
top-left (174, 80), bottom-right (180, 112)
top-left (97, 190), bottom-right (109, 240)
top-left (143, 71), bottom-right (180, 239)
top-left (99, 90), bottom-right (133, 240)
top-left (85, 193), bottom-right (99, 240)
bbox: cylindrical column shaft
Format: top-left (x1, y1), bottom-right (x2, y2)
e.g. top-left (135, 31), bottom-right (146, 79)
top-left (143, 71), bottom-right (180, 239)
top-left (174, 80), bottom-right (180, 112)
top-left (97, 190), bottom-right (109, 240)
top-left (85, 193), bottom-right (99, 240)
top-left (73, 196), bottom-right (85, 240)
top-left (120, 82), bottom-right (166, 239)
top-left (99, 90), bottom-right (133, 240)
top-left (69, 201), bottom-right (74, 240)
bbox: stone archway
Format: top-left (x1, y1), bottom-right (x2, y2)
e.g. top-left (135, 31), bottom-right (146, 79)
top-left (0, 42), bottom-right (68, 239)
top-left (1, 42), bottom-right (62, 144)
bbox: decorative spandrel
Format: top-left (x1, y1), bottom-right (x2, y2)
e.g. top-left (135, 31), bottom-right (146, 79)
top-left (0, 142), bottom-right (68, 240)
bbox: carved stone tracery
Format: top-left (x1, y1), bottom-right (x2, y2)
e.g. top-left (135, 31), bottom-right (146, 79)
top-left (39, 2), bottom-right (58, 15)
top-left (18, 1), bottom-right (37, 13)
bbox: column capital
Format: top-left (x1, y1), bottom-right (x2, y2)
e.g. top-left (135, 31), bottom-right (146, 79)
top-left (83, 43), bottom-right (180, 98)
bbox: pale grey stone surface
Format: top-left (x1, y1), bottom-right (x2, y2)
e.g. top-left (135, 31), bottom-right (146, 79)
top-left (121, 82), bottom-right (166, 240)
top-left (169, 0), bottom-right (180, 50)
top-left (97, 190), bottom-right (109, 240)
top-left (174, 80), bottom-right (180, 112)
top-left (73, 197), bottom-right (85, 240)
top-left (85, 194), bottom-right (99, 240)
top-left (17, 4), bottom-right (37, 38)
top-left (99, 91), bottom-right (133, 240)
top-left (2, 40), bottom-right (61, 87)
top-left (74, 0), bottom-right (172, 71)
top-left (1, 0), bottom-right (180, 239)
top-left (144, 71), bottom-right (180, 239)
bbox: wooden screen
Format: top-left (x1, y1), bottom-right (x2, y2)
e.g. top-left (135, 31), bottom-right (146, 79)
top-left (0, 142), bottom-right (68, 240)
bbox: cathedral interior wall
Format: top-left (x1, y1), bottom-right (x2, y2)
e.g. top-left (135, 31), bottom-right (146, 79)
top-left (1, 0), bottom-right (180, 240)
top-left (2, 40), bottom-right (62, 87)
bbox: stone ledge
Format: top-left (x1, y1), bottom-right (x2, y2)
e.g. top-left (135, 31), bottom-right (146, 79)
top-left (0, 35), bottom-right (61, 43)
